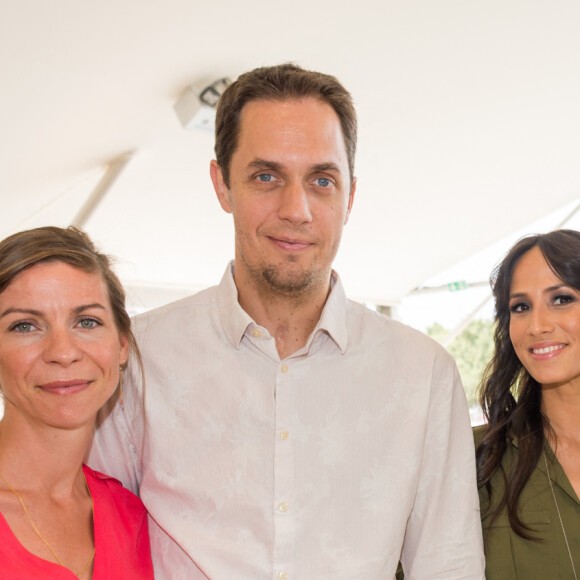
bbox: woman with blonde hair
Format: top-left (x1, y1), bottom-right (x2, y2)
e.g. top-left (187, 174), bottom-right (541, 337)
top-left (0, 226), bottom-right (153, 578)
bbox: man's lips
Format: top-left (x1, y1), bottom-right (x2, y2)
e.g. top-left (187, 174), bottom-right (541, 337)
top-left (267, 236), bottom-right (312, 252)
top-left (529, 343), bottom-right (567, 360)
top-left (37, 380), bottom-right (92, 395)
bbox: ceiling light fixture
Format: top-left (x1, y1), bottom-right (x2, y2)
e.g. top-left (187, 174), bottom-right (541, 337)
top-left (174, 77), bottom-right (231, 132)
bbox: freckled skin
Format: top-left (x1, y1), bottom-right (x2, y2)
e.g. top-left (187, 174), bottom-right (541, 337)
top-left (0, 262), bottom-right (129, 431)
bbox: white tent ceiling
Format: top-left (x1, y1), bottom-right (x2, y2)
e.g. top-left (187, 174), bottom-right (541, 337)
top-left (2, 0), bottom-right (579, 312)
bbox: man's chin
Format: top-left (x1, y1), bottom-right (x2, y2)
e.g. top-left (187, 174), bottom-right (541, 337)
top-left (261, 266), bottom-right (318, 296)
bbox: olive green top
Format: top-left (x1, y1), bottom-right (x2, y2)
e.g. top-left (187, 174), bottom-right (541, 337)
top-left (474, 425), bottom-right (580, 579)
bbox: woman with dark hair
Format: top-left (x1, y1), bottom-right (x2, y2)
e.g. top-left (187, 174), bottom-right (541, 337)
top-left (476, 229), bottom-right (580, 579)
top-left (0, 226), bottom-right (153, 578)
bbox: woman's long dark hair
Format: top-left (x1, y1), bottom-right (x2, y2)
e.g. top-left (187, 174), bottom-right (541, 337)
top-left (476, 229), bottom-right (580, 538)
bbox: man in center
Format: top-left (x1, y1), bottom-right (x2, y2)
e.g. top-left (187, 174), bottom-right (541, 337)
top-left (91, 64), bottom-right (484, 579)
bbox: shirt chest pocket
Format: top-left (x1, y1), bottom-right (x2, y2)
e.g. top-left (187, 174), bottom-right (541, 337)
top-left (485, 510), bottom-right (567, 579)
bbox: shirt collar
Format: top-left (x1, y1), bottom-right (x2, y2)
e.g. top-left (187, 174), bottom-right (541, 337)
top-left (216, 261), bottom-right (349, 354)
top-left (217, 262), bottom-right (254, 349)
top-left (312, 270), bottom-right (348, 354)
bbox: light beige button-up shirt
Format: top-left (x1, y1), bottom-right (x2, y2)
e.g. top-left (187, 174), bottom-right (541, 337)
top-left (90, 264), bottom-right (485, 579)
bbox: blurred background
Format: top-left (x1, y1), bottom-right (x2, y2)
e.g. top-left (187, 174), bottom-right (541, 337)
top-left (2, 0), bottom-right (580, 420)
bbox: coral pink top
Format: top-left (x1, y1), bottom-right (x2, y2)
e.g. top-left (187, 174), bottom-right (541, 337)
top-left (0, 465), bottom-right (154, 579)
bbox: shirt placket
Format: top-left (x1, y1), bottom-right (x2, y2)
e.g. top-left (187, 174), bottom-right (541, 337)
top-left (272, 358), bottom-right (295, 580)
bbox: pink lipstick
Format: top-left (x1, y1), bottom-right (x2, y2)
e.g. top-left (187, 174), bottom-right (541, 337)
top-left (37, 380), bottom-right (91, 395)
top-left (529, 343), bottom-right (566, 361)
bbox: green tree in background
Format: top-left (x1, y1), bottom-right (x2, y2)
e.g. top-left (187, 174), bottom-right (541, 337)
top-left (427, 319), bottom-right (495, 407)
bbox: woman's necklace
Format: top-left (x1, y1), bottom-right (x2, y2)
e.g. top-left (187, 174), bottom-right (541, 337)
top-left (0, 468), bottom-right (95, 578)
top-left (543, 450), bottom-right (578, 580)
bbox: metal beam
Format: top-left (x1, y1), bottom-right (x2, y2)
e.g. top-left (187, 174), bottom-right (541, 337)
top-left (71, 151), bottom-right (133, 228)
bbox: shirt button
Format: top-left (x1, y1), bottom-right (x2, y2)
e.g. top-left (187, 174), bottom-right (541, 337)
top-left (251, 328), bottom-right (262, 337)
top-left (279, 502), bottom-right (289, 512)
top-left (281, 363), bottom-right (288, 373)
top-left (279, 431), bottom-right (289, 440)
top-left (278, 572), bottom-right (288, 580)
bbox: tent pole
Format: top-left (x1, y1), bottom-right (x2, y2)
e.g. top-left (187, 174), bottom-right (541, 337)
top-left (71, 151), bottom-right (133, 228)
top-left (441, 294), bottom-right (493, 348)
top-left (556, 199), bottom-right (580, 228)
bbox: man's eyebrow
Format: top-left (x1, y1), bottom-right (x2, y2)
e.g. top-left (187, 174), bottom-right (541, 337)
top-left (248, 160), bottom-right (342, 174)
top-left (248, 159), bottom-right (283, 172)
top-left (312, 163), bottom-right (340, 173)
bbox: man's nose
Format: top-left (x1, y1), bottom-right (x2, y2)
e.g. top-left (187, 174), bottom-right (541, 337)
top-left (277, 182), bottom-right (313, 224)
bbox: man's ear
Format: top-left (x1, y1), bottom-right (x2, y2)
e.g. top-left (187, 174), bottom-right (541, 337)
top-left (210, 160), bottom-right (232, 213)
top-left (344, 177), bottom-right (357, 225)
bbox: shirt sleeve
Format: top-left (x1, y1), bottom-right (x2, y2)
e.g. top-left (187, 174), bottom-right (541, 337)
top-left (87, 360), bottom-right (143, 495)
top-left (400, 355), bottom-right (485, 579)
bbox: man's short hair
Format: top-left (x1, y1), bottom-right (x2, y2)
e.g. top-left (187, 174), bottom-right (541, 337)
top-left (214, 63), bottom-right (357, 188)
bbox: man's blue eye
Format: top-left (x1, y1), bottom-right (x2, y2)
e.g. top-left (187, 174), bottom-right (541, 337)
top-left (316, 178), bottom-right (331, 187)
top-left (258, 174), bottom-right (273, 182)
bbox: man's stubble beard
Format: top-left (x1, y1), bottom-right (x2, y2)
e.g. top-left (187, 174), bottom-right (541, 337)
top-left (243, 253), bottom-right (327, 300)
top-left (261, 263), bottom-right (318, 298)
top-left (234, 227), bottom-right (340, 301)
